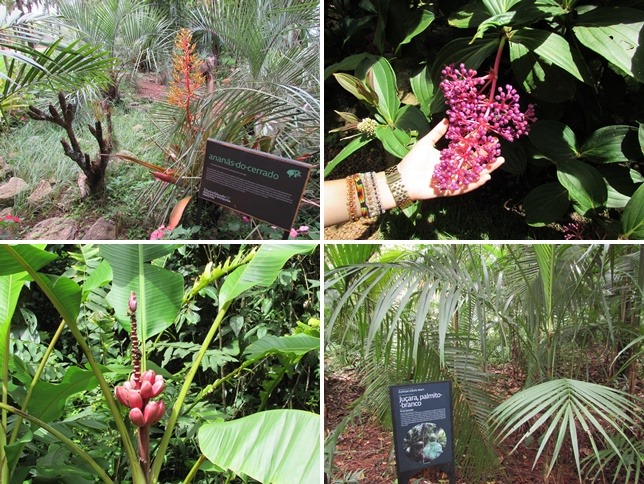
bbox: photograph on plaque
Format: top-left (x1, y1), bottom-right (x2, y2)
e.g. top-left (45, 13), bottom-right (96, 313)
top-left (390, 381), bottom-right (454, 474)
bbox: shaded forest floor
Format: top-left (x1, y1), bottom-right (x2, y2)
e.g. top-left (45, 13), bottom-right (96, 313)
top-left (325, 365), bottom-right (642, 483)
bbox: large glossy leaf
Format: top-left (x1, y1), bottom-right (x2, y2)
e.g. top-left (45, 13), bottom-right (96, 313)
top-left (410, 65), bottom-right (434, 116)
top-left (219, 245), bottom-right (316, 307)
top-left (100, 245), bottom-right (184, 338)
top-left (523, 183), bottom-right (570, 226)
top-left (360, 57), bottom-right (399, 123)
top-left (244, 333), bottom-right (319, 361)
top-left (509, 42), bottom-right (576, 102)
top-left (509, 28), bottom-right (589, 83)
top-left (395, 9), bottom-right (435, 54)
top-left (622, 183), bottom-right (644, 239)
top-left (0, 272), bottom-right (28, 378)
top-left (449, 0), bottom-right (490, 28)
top-left (198, 409), bottom-right (319, 484)
top-left (557, 159), bottom-right (607, 215)
top-left (490, 379), bottom-right (642, 478)
top-left (0, 244), bottom-right (55, 276)
top-left (579, 125), bottom-right (640, 163)
top-left (394, 105), bottom-right (430, 134)
top-left (599, 165), bottom-right (643, 209)
top-left (573, 7), bottom-right (644, 82)
top-left (482, 0), bottom-right (521, 15)
top-left (375, 126), bottom-right (412, 159)
top-left (529, 120), bottom-right (579, 161)
top-left (27, 367), bottom-right (98, 423)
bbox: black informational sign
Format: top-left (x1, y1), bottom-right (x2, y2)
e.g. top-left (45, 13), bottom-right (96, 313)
top-left (198, 139), bottom-right (312, 230)
top-left (390, 381), bottom-right (455, 484)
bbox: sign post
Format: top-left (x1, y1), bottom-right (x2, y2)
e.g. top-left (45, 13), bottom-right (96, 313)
top-left (198, 139), bottom-right (312, 234)
top-left (389, 381), bottom-right (456, 484)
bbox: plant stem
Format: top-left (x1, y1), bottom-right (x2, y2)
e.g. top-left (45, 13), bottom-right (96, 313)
top-left (149, 300), bottom-right (232, 482)
top-left (0, 403), bottom-right (114, 484)
top-left (182, 454), bottom-right (207, 484)
top-left (139, 425), bottom-right (151, 478)
top-left (489, 35), bottom-right (507, 103)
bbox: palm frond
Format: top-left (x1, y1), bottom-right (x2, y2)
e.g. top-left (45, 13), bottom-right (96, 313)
top-left (489, 378), bottom-right (643, 481)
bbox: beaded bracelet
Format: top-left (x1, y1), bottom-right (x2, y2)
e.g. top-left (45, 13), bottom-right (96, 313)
top-left (365, 171), bottom-right (384, 216)
top-left (353, 174), bottom-right (369, 218)
top-left (345, 175), bottom-right (359, 221)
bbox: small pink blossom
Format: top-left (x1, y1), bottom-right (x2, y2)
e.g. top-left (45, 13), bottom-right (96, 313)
top-left (150, 225), bottom-right (170, 240)
top-left (289, 228), bottom-right (299, 237)
top-left (242, 216), bottom-right (251, 223)
top-left (0, 215), bottom-right (20, 223)
top-left (298, 226), bottom-right (309, 233)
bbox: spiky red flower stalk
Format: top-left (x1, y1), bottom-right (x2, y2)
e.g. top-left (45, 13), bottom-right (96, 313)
top-left (432, 40), bottom-right (536, 191)
top-left (167, 28), bottom-right (204, 129)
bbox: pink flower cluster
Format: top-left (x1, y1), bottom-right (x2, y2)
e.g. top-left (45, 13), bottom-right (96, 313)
top-left (433, 64), bottom-right (536, 191)
top-left (115, 370), bottom-right (166, 427)
top-left (150, 225), bottom-right (171, 240)
top-left (0, 215), bottom-right (20, 223)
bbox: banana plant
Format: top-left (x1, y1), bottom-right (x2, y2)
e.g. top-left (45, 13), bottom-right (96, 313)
top-left (0, 243), bottom-right (320, 483)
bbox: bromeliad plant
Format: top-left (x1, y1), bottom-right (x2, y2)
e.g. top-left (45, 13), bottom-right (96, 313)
top-left (0, 244), bottom-right (320, 483)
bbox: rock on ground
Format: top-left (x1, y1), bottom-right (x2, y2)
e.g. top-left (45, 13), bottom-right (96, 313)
top-left (0, 177), bottom-right (28, 207)
top-left (27, 180), bottom-right (54, 208)
top-left (83, 216), bottom-right (117, 240)
top-left (24, 216), bottom-right (78, 240)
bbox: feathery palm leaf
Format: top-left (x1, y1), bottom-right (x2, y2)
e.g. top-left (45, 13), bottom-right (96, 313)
top-left (489, 378), bottom-right (643, 481)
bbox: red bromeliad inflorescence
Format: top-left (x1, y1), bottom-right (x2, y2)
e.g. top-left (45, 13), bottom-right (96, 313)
top-left (114, 292), bottom-right (166, 428)
top-left (432, 64), bottom-right (537, 192)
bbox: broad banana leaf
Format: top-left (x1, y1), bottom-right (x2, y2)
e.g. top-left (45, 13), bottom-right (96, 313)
top-left (198, 409), bottom-right (320, 484)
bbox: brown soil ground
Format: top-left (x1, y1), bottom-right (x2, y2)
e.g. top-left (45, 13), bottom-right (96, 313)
top-left (325, 366), bottom-right (641, 483)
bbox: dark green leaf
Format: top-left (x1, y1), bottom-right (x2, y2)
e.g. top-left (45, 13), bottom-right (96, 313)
top-left (449, 0), bottom-right (490, 28)
top-left (499, 139), bottom-right (527, 174)
top-left (395, 9), bottom-right (435, 54)
top-left (510, 42), bottom-right (576, 102)
top-left (360, 57), bottom-right (399, 123)
top-left (324, 135), bottom-right (373, 177)
top-left (410, 65), bottom-right (434, 116)
top-left (621, 183), bottom-right (644, 239)
top-left (375, 126), bottom-right (412, 159)
top-left (482, 0), bottom-right (521, 15)
top-left (573, 7), bottom-right (644, 82)
top-left (599, 165), bottom-right (643, 208)
top-left (394, 105), bottom-right (430, 134)
top-left (523, 183), bottom-right (570, 226)
top-left (29, 367), bottom-right (99, 423)
top-left (529, 120), bottom-right (578, 161)
top-left (324, 53), bottom-right (371, 80)
top-left (219, 245), bottom-right (316, 306)
top-left (0, 244), bottom-right (55, 276)
top-left (509, 27), bottom-right (590, 83)
top-left (580, 125), bottom-right (641, 163)
top-left (557, 159), bottom-right (607, 215)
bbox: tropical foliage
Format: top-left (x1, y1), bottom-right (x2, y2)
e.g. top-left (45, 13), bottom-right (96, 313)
top-left (325, 1), bottom-right (644, 239)
top-left (324, 243), bottom-right (643, 482)
top-left (1, 243), bottom-right (320, 482)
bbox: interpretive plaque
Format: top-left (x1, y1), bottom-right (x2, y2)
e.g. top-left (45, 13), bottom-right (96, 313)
top-left (390, 381), bottom-right (455, 484)
top-left (199, 139), bottom-right (312, 230)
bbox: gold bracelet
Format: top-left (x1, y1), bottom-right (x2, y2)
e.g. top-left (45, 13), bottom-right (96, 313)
top-left (384, 165), bottom-right (413, 209)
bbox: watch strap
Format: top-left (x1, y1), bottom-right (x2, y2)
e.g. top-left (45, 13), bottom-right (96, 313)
top-left (384, 165), bottom-right (413, 209)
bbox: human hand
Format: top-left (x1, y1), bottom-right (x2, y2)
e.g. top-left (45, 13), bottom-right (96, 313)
top-left (397, 118), bottom-right (505, 201)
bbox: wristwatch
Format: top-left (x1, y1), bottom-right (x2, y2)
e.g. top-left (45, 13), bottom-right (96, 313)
top-left (385, 165), bottom-right (413, 209)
